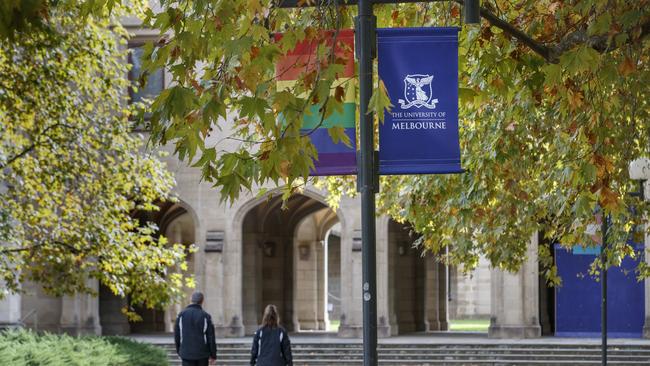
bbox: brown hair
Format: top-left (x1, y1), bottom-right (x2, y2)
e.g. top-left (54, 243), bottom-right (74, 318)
top-left (262, 304), bottom-right (279, 328)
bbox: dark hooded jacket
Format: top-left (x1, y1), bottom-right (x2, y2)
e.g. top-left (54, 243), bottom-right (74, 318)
top-left (250, 326), bottom-right (292, 366)
top-left (174, 304), bottom-right (217, 361)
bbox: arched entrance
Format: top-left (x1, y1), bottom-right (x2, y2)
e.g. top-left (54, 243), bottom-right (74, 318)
top-left (241, 194), bottom-right (341, 334)
top-left (99, 201), bottom-right (196, 335)
top-left (387, 220), bottom-right (448, 334)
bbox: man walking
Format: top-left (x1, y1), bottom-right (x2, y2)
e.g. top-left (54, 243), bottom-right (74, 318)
top-left (174, 292), bottom-right (217, 366)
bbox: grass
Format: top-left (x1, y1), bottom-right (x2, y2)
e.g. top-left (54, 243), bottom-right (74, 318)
top-left (448, 318), bottom-right (490, 332)
top-left (328, 320), bottom-right (340, 332)
top-left (0, 329), bottom-right (168, 366)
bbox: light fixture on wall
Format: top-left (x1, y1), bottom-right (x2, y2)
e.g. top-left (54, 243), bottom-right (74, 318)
top-left (629, 158), bottom-right (650, 181)
top-left (352, 230), bottom-right (362, 252)
top-left (299, 244), bottom-right (310, 260)
top-left (262, 241), bottom-right (276, 258)
top-left (204, 230), bottom-right (224, 252)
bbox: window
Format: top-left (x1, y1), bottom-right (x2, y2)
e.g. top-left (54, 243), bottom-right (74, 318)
top-left (128, 43), bottom-right (164, 106)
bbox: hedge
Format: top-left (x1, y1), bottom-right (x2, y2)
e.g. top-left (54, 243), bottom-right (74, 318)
top-left (0, 329), bottom-right (168, 366)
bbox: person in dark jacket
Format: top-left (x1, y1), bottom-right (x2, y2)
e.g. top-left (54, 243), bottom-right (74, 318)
top-left (174, 292), bottom-right (217, 366)
top-left (250, 304), bottom-right (293, 366)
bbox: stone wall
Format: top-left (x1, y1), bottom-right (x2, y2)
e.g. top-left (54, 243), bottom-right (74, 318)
top-left (449, 256), bottom-right (491, 319)
top-left (327, 234), bottom-right (341, 322)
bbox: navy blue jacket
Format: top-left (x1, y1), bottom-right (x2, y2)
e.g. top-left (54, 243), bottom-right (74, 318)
top-left (174, 304), bottom-right (217, 360)
top-left (250, 326), bottom-right (292, 366)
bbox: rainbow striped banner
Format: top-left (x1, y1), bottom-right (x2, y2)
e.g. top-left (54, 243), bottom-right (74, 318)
top-left (275, 29), bottom-right (357, 176)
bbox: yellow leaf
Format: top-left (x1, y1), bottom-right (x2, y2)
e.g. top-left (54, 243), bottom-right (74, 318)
top-left (618, 57), bottom-right (635, 76)
top-left (279, 160), bottom-right (291, 178)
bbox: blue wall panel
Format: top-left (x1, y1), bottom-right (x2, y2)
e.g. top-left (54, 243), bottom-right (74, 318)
top-left (555, 243), bottom-right (645, 338)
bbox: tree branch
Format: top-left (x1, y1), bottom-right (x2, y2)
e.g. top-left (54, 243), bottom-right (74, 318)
top-left (276, 1), bottom-right (650, 64)
top-left (0, 240), bottom-right (83, 254)
top-left (1, 122), bottom-right (62, 169)
top-left (0, 243), bottom-right (45, 254)
top-left (473, 2), bottom-right (650, 63)
top-left (549, 20), bottom-right (650, 62)
top-left (474, 3), bottom-right (553, 61)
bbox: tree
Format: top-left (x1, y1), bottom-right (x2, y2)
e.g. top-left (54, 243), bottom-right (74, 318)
top-left (6, 0), bottom-right (648, 280)
top-left (138, 0), bottom-right (649, 281)
top-left (0, 6), bottom-right (192, 314)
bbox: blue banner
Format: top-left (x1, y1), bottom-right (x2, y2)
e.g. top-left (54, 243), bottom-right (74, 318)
top-left (555, 243), bottom-right (645, 337)
top-left (377, 27), bottom-right (463, 175)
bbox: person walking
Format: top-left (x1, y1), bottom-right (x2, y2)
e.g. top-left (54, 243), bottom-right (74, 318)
top-left (174, 292), bottom-right (217, 366)
top-left (250, 304), bottom-right (293, 366)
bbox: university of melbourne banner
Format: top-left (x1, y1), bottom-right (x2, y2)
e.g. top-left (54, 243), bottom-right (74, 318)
top-left (275, 30), bottom-right (357, 176)
top-left (377, 27), bottom-right (463, 175)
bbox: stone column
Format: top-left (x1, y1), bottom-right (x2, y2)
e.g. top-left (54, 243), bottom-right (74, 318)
top-left (0, 242), bottom-right (22, 329)
top-left (59, 294), bottom-right (81, 335)
top-left (437, 261), bottom-right (449, 330)
top-left (489, 232), bottom-right (541, 338)
top-left (294, 239), bottom-right (319, 330)
top-left (386, 233), bottom-right (399, 335)
top-left (316, 240), bottom-right (326, 330)
top-left (60, 279), bottom-right (101, 335)
top-left (376, 216), bottom-right (392, 337)
top-left (165, 223), bottom-right (184, 332)
top-left (0, 290), bottom-right (21, 329)
top-left (376, 216), bottom-right (394, 338)
top-left (642, 180), bottom-right (650, 338)
top-left (198, 228), bottom-right (224, 337)
top-left (423, 256), bottom-right (441, 331)
top-left (338, 231), bottom-right (363, 337)
top-left (220, 230), bottom-right (244, 337)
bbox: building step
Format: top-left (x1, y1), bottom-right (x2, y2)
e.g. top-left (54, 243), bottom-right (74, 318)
top-left (167, 361), bottom-right (650, 366)
top-left (157, 341), bottom-right (650, 366)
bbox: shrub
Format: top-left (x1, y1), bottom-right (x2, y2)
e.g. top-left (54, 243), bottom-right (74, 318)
top-left (0, 329), bottom-right (168, 366)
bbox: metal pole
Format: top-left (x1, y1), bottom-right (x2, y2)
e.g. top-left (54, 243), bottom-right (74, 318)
top-left (601, 214), bottom-right (608, 366)
top-left (640, 180), bottom-right (645, 202)
top-left (356, 0), bottom-right (378, 365)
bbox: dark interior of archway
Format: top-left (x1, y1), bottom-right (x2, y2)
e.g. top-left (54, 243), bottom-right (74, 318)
top-left (100, 202), bottom-right (190, 335)
top-left (241, 194), bottom-right (329, 333)
top-left (389, 220), bottom-right (426, 333)
top-left (538, 230), bottom-right (556, 336)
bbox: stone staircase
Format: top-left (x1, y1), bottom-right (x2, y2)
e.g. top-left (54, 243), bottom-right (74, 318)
top-left (158, 342), bottom-right (650, 365)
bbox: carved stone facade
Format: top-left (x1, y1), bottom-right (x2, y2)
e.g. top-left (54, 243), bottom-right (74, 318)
top-left (5, 128), bottom-right (454, 336)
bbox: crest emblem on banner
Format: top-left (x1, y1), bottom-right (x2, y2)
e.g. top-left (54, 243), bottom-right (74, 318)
top-left (398, 74), bottom-right (439, 109)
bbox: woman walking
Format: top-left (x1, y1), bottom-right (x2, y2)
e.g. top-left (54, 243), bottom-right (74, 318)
top-left (250, 305), bottom-right (293, 366)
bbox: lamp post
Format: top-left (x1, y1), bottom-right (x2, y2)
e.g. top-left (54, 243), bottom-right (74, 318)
top-left (629, 158), bottom-right (649, 199)
top-left (600, 209), bottom-right (608, 366)
top-left (597, 158), bottom-right (650, 366)
top-left (598, 159), bottom-right (648, 366)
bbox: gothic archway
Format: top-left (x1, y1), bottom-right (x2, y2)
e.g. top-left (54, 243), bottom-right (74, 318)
top-left (240, 193), bottom-right (341, 334)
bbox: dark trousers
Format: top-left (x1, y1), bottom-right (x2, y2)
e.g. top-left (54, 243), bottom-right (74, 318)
top-left (182, 359), bottom-right (209, 366)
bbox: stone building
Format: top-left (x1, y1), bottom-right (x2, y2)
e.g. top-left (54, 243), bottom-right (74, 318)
top-left (2, 16), bottom-right (649, 340)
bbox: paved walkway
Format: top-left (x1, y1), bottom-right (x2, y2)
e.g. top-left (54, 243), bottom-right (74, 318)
top-left (131, 332), bottom-right (650, 346)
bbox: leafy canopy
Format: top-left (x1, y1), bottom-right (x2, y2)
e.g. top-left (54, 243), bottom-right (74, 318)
top-left (5, 0), bottom-right (648, 282)
top-left (0, 5), bottom-right (192, 313)
top-left (137, 0), bottom-right (649, 281)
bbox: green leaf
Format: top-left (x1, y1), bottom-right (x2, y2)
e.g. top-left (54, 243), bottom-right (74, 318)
top-left (326, 126), bottom-right (351, 147)
top-left (543, 63), bottom-right (563, 86)
top-left (368, 79), bottom-right (393, 124)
